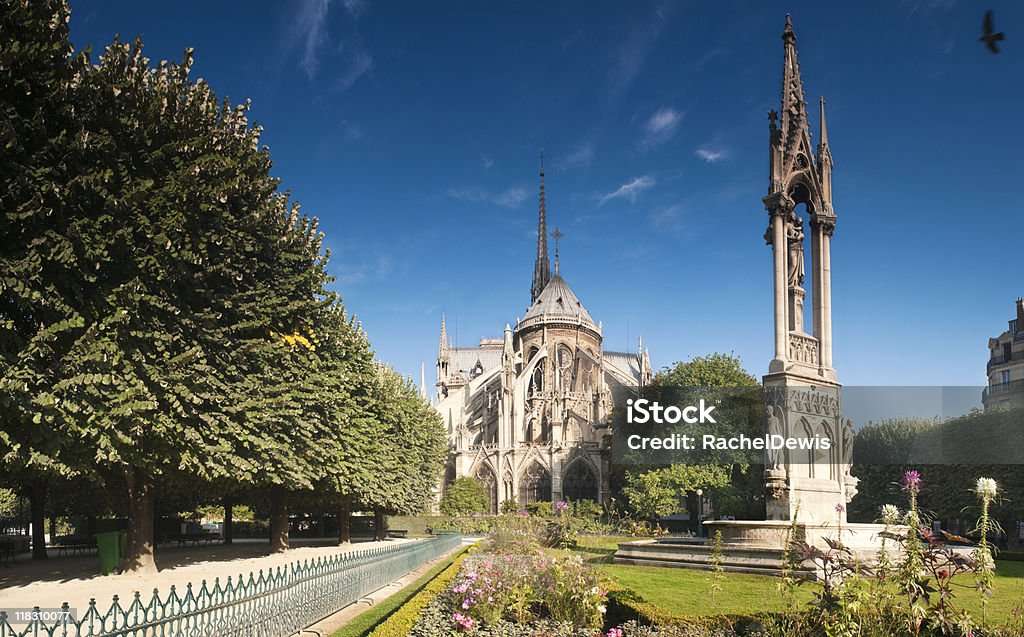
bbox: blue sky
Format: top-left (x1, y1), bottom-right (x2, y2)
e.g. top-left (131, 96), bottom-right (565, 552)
top-left (68, 1), bottom-right (1023, 389)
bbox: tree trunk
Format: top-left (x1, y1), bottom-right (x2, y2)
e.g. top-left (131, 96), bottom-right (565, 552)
top-left (29, 480), bottom-right (47, 560)
top-left (124, 466), bottom-right (158, 574)
top-left (338, 498), bottom-right (351, 545)
top-left (223, 497), bottom-right (233, 545)
top-left (48, 516), bottom-right (57, 545)
top-left (269, 485), bottom-right (289, 553)
top-left (374, 510), bottom-right (386, 541)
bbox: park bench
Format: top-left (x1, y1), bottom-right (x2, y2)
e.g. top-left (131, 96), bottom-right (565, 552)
top-left (386, 529), bottom-right (408, 538)
top-left (53, 536), bottom-right (96, 557)
top-left (165, 532), bottom-right (222, 547)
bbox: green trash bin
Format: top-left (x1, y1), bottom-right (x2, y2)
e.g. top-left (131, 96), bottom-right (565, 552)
top-left (96, 531), bottom-right (124, 575)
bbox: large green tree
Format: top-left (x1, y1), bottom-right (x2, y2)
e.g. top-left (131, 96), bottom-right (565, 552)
top-left (0, 0), bottom-right (88, 560)
top-left (360, 364), bottom-right (447, 540)
top-left (620, 353), bottom-right (763, 522)
top-left (440, 477), bottom-right (489, 516)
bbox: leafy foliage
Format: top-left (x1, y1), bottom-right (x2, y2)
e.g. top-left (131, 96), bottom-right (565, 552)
top-left (1, 3), bottom-right (450, 571)
top-left (440, 477), bottom-right (489, 516)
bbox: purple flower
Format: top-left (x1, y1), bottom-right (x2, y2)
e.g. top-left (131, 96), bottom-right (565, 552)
top-left (835, 503), bottom-right (846, 514)
top-left (554, 500), bottom-right (570, 512)
top-left (901, 470), bottom-right (922, 494)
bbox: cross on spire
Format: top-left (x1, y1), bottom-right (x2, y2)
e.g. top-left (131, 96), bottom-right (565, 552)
top-left (552, 228), bottom-right (564, 274)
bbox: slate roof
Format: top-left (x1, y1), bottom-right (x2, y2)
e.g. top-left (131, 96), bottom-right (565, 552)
top-left (521, 274), bottom-right (597, 329)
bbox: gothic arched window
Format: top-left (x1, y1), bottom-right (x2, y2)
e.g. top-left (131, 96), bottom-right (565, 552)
top-left (519, 463), bottom-right (551, 505)
top-left (475, 463), bottom-right (498, 514)
top-left (563, 461), bottom-right (598, 502)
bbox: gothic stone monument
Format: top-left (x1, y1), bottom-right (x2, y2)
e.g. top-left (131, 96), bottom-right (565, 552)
top-left (615, 16), bottom-right (886, 575)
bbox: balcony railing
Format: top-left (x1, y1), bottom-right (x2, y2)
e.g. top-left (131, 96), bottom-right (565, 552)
top-left (988, 350), bottom-right (1024, 370)
top-left (982, 379), bottom-right (1024, 402)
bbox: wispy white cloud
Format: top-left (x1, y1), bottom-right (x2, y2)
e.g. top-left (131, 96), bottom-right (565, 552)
top-left (448, 186), bottom-right (528, 208)
top-left (607, 2), bottom-right (673, 96)
top-left (493, 187), bottom-right (528, 208)
top-left (337, 42), bottom-right (373, 90)
top-left (339, 118), bottom-right (363, 141)
top-left (640, 107), bottom-right (683, 150)
top-left (695, 145), bottom-right (729, 163)
top-left (598, 176), bottom-right (655, 206)
top-left (331, 246), bottom-right (392, 285)
top-left (480, 153), bottom-right (495, 170)
top-left (648, 203), bottom-right (695, 239)
top-left (288, 0), bottom-right (373, 91)
top-left (900, 0), bottom-right (956, 20)
top-left (556, 144), bottom-right (594, 171)
top-left (295, 0), bottom-right (331, 79)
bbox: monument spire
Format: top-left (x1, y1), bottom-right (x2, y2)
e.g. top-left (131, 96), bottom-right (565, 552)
top-left (531, 152), bottom-right (551, 303)
top-left (818, 97), bottom-right (829, 148)
top-left (777, 14), bottom-right (811, 172)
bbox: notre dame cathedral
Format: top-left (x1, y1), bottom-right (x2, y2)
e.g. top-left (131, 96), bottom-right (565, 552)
top-left (435, 159), bottom-right (653, 512)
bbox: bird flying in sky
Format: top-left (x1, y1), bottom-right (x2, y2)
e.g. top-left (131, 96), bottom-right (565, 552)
top-left (980, 10), bottom-right (1005, 54)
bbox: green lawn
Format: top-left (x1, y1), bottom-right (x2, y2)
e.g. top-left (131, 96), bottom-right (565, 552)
top-left (572, 536), bottom-right (1024, 626)
top-left (329, 545), bottom-right (470, 637)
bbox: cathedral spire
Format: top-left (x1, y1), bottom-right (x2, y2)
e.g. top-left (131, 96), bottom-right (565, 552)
top-left (438, 313), bottom-right (449, 358)
top-left (531, 152), bottom-right (552, 303)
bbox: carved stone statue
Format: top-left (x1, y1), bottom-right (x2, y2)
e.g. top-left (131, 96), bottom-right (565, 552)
top-left (765, 405), bottom-right (785, 473)
top-left (841, 417), bottom-right (854, 469)
top-left (786, 214), bottom-right (805, 287)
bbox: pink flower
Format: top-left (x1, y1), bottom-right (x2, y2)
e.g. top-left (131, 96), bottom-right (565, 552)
top-left (554, 500), bottom-right (570, 512)
top-left (452, 612), bottom-right (476, 630)
top-left (901, 470), bottom-right (922, 494)
top-left (607, 629), bottom-right (624, 637)
top-left (835, 503), bottom-right (845, 514)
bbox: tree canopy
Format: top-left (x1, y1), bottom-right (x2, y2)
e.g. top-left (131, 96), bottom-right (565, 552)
top-left (1, 0), bottom-right (447, 571)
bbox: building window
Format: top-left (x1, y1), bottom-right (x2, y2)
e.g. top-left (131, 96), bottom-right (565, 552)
top-left (563, 462), bottom-right (598, 502)
top-left (519, 463), bottom-right (551, 504)
top-left (1001, 370), bottom-right (1012, 386)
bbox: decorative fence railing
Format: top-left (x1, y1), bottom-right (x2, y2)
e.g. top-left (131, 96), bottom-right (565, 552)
top-left (0, 533), bottom-right (462, 637)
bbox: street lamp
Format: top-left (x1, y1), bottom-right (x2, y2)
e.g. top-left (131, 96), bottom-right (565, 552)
top-left (695, 488), bottom-right (704, 538)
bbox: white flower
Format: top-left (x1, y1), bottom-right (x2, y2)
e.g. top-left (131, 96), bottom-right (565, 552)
top-left (975, 548), bottom-right (995, 571)
top-left (597, 604), bottom-right (607, 614)
top-left (879, 504), bottom-right (902, 525)
top-left (976, 477), bottom-right (998, 500)
top-left (590, 586), bottom-right (600, 596)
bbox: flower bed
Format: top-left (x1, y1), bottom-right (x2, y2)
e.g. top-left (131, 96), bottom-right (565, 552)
top-left (408, 529), bottom-right (607, 634)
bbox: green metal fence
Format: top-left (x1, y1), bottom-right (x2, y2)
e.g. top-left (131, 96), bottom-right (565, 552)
top-left (0, 533), bottom-right (462, 637)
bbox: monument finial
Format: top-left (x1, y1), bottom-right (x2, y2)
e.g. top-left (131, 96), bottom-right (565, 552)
top-left (819, 97), bottom-right (829, 148)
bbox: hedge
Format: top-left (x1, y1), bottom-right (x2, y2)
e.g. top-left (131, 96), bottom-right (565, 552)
top-left (366, 545), bottom-right (474, 637)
